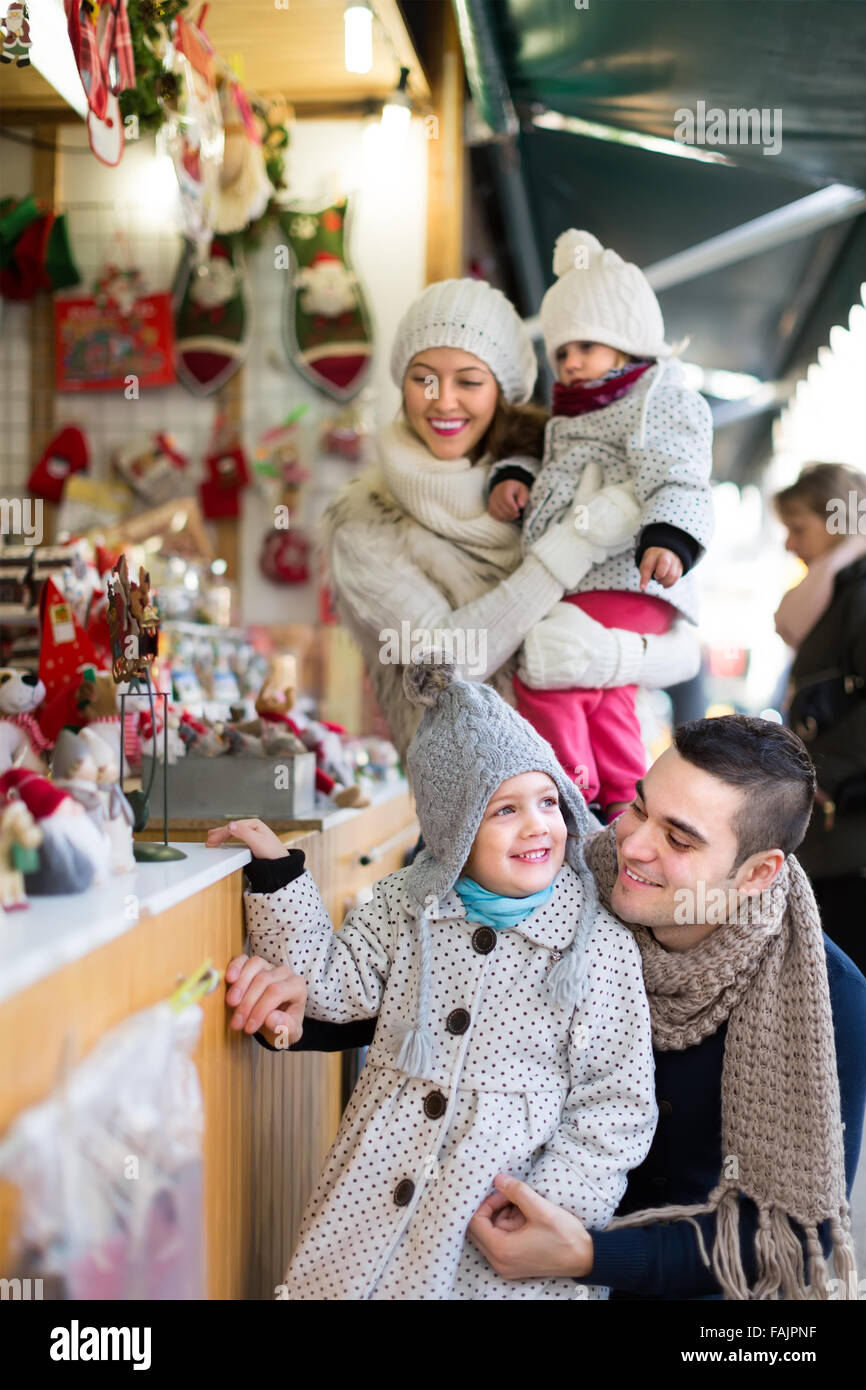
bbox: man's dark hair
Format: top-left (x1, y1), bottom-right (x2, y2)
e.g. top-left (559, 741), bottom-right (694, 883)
top-left (672, 715), bottom-right (816, 867)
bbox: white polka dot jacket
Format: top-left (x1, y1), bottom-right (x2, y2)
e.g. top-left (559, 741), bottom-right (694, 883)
top-left (494, 358), bottom-right (715, 624)
top-left (244, 852), bottom-right (657, 1301)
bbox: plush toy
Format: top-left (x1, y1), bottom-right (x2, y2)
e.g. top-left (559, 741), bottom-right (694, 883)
top-left (254, 655), bottom-right (369, 808)
top-left (76, 667), bottom-right (127, 775)
top-left (0, 667), bottom-right (51, 773)
top-left (77, 727), bottom-right (136, 874)
top-left (0, 795), bottom-right (42, 911)
top-left (51, 730), bottom-right (111, 882)
top-left (139, 702), bottom-right (186, 764)
top-left (0, 769), bottom-right (104, 895)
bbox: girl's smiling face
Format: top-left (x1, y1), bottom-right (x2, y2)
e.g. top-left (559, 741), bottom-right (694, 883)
top-left (462, 771), bottom-right (567, 897)
top-left (403, 348), bottom-right (500, 459)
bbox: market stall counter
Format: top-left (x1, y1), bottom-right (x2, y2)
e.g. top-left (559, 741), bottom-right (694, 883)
top-left (0, 780), bottom-right (417, 1300)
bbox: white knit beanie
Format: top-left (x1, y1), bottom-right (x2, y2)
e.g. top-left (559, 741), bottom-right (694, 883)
top-left (390, 278), bottom-right (537, 404)
top-left (540, 230), bottom-right (671, 368)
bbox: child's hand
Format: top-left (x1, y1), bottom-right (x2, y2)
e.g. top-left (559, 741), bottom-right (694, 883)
top-left (488, 478), bottom-right (530, 522)
top-left (639, 546), bottom-right (683, 590)
top-left (224, 952), bottom-right (307, 1044)
top-left (207, 818), bottom-right (290, 860)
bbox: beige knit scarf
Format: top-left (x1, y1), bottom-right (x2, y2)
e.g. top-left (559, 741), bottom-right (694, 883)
top-left (586, 826), bottom-right (858, 1300)
top-left (379, 420), bottom-right (522, 573)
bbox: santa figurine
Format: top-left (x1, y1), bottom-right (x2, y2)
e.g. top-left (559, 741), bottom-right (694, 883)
top-left (0, 769), bottom-right (106, 895)
top-left (0, 2), bottom-right (32, 67)
top-left (78, 727), bottom-right (136, 874)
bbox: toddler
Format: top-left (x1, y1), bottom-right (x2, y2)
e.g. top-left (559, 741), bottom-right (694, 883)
top-left (489, 229), bottom-right (714, 819)
top-left (220, 658), bottom-right (655, 1300)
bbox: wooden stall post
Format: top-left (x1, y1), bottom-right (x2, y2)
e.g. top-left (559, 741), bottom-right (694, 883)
top-left (425, 2), bottom-right (465, 283)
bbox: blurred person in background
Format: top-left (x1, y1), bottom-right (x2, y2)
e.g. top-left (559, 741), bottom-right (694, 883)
top-left (774, 462), bottom-right (866, 973)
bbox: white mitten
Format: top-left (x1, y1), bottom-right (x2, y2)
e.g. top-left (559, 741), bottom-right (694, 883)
top-left (519, 605), bottom-right (700, 691)
top-left (530, 477), bottom-right (640, 590)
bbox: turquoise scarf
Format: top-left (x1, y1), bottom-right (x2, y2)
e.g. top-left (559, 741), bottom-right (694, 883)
top-left (454, 874), bottom-right (555, 930)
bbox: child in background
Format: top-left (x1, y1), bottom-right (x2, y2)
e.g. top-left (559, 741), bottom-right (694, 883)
top-left (489, 230), bottom-right (714, 821)
top-left (212, 658), bottom-right (655, 1301)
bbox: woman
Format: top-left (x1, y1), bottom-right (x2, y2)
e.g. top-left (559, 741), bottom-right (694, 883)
top-left (320, 277), bottom-right (700, 759)
top-left (774, 462), bottom-right (866, 972)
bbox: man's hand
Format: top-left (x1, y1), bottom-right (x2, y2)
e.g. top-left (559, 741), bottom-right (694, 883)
top-left (639, 546), bottom-right (683, 590)
top-left (489, 478), bottom-right (530, 522)
top-left (207, 818), bottom-right (291, 860)
top-left (224, 953), bottom-right (307, 1046)
top-left (467, 1172), bottom-right (594, 1280)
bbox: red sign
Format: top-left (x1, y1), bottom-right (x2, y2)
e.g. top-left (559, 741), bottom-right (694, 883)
top-left (54, 292), bottom-right (176, 392)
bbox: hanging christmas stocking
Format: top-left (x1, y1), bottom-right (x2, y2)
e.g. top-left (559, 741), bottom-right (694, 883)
top-left (173, 236), bottom-right (249, 396)
top-left (28, 425), bottom-right (90, 502)
top-left (278, 198), bottom-right (373, 401)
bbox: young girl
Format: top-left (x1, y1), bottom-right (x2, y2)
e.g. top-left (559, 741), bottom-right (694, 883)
top-left (489, 230), bottom-right (714, 820)
top-left (213, 659), bottom-right (655, 1300)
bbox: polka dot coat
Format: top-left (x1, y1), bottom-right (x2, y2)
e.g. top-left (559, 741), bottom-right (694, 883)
top-left (245, 861), bottom-right (657, 1300)
top-left (517, 358), bottom-right (714, 623)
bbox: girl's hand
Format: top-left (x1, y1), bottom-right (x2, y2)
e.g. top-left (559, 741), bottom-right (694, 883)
top-left (207, 818), bottom-right (290, 860)
top-left (489, 478), bottom-right (530, 522)
top-left (224, 953), bottom-right (307, 1045)
top-left (639, 546), bottom-right (683, 590)
top-left (468, 1172), bottom-right (594, 1279)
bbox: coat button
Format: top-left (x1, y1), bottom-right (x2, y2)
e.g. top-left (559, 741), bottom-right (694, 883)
top-left (471, 926), bottom-right (496, 954)
top-left (446, 1008), bottom-right (470, 1035)
top-left (659, 1099), bottom-right (673, 1116)
top-left (423, 1090), bottom-right (447, 1119)
top-left (393, 1179), bottom-right (415, 1207)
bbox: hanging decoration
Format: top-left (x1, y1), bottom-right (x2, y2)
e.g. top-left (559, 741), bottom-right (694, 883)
top-left (106, 556), bottom-right (160, 684)
top-left (112, 432), bottom-right (190, 502)
top-left (278, 197), bottom-right (374, 401)
top-left (215, 75), bottom-right (271, 236)
top-left (0, 196), bottom-right (80, 302)
top-left (63, 0), bottom-right (138, 167)
top-left (161, 5), bottom-right (224, 267)
top-left (27, 425), bottom-right (90, 503)
top-left (119, 0), bottom-right (189, 138)
top-left (199, 413), bottom-right (251, 519)
top-left (254, 408), bottom-right (312, 586)
top-left (0, 2), bottom-right (32, 66)
top-left (53, 270), bottom-right (176, 392)
top-left (172, 233), bottom-right (248, 395)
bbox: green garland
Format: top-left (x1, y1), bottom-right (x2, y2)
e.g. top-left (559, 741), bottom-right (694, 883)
top-left (119, 0), bottom-right (189, 136)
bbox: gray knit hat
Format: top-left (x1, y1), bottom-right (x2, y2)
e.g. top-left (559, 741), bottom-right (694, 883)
top-left (389, 278), bottom-right (538, 404)
top-left (394, 657), bottom-right (599, 1077)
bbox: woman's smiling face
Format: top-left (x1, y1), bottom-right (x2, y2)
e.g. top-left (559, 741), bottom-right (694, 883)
top-left (403, 348), bottom-right (500, 459)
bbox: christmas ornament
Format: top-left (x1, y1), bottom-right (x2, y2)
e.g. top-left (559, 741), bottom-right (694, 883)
top-left (215, 76), bottom-right (271, 235)
top-left (173, 235), bottom-right (249, 395)
top-left (254, 406), bottom-right (310, 511)
top-left (0, 196), bottom-right (80, 301)
top-left (119, 0), bottom-right (188, 138)
top-left (64, 0), bottom-right (137, 167)
top-left (0, 2), bottom-right (32, 66)
top-left (279, 197), bottom-right (373, 401)
top-left (106, 556), bottom-right (159, 684)
top-left (259, 528), bottom-right (310, 586)
top-left (0, 794), bottom-right (41, 912)
top-left (199, 415), bottom-right (250, 519)
top-left (112, 432), bottom-right (189, 503)
top-left (162, 7), bottom-right (224, 265)
top-left (27, 425), bottom-right (90, 503)
top-left (36, 577), bottom-right (98, 744)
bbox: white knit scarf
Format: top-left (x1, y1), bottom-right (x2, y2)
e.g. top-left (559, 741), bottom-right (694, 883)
top-left (378, 421), bottom-right (522, 572)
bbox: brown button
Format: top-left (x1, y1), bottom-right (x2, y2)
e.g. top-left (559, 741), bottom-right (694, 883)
top-left (446, 1008), bottom-right (470, 1035)
top-left (659, 1099), bottom-right (673, 1116)
top-left (423, 1090), bottom-right (447, 1120)
top-left (393, 1179), bottom-right (415, 1207)
top-left (471, 926), bottom-right (496, 955)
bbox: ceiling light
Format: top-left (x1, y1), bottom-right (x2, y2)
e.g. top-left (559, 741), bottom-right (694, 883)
top-left (381, 66), bottom-right (412, 148)
top-left (345, 3), bottom-right (373, 76)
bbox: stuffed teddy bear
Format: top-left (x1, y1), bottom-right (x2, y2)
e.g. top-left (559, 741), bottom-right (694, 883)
top-left (0, 667), bottom-right (51, 773)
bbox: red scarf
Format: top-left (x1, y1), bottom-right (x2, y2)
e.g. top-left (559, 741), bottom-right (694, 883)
top-left (551, 361), bottom-right (652, 417)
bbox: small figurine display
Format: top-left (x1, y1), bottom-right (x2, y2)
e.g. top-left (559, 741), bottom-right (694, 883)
top-left (254, 655), bottom-right (369, 808)
top-left (0, 2), bottom-right (32, 67)
top-left (0, 667), bottom-right (50, 773)
top-left (0, 769), bottom-right (106, 895)
top-left (0, 794), bottom-right (41, 911)
top-left (107, 556), bottom-right (160, 683)
top-left (78, 727), bottom-right (136, 874)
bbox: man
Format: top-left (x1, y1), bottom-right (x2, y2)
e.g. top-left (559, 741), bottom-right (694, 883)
top-left (224, 716), bottom-right (866, 1300)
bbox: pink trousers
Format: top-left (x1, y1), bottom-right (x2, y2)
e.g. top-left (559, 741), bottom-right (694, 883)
top-left (513, 591), bottom-right (675, 811)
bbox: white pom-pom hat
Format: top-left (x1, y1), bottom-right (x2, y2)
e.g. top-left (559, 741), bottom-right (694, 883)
top-left (540, 229), bottom-right (672, 368)
top-left (390, 278), bottom-right (538, 404)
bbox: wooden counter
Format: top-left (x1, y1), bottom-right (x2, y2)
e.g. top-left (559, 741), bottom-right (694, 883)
top-left (0, 782), bottom-right (417, 1300)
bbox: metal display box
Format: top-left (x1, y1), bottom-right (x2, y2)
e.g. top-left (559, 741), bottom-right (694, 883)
top-left (139, 751), bottom-right (317, 821)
